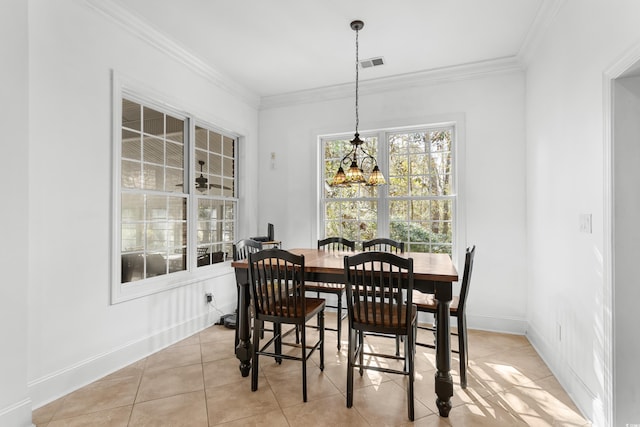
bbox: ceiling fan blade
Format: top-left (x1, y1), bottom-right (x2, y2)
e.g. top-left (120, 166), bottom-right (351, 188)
top-left (209, 183), bottom-right (232, 190)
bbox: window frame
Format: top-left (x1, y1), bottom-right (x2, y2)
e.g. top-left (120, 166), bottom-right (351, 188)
top-left (111, 79), bottom-right (239, 304)
top-left (319, 120), bottom-right (465, 264)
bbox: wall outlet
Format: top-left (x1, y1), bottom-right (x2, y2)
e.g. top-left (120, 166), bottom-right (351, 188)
top-left (205, 293), bottom-right (212, 303)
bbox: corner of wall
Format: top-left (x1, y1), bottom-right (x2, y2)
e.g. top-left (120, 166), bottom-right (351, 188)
top-left (526, 323), bottom-right (596, 425)
top-left (0, 398), bottom-right (34, 427)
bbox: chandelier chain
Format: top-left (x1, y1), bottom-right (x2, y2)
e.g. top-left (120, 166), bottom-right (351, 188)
top-left (329, 19), bottom-right (385, 187)
top-left (355, 26), bottom-right (359, 134)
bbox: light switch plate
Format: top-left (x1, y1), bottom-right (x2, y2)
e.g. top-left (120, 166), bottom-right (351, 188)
top-left (579, 213), bottom-right (592, 234)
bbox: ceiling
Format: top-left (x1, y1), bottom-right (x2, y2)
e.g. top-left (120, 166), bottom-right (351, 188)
top-left (109, 0), bottom-right (547, 98)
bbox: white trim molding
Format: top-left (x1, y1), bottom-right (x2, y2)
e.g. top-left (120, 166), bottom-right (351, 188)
top-left (0, 398), bottom-right (34, 427)
top-left (261, 56), bottom-right (523, 110)
top-left (526, 323), bottom-right (596, 424)
top-left (468, 314), bottom-right (527, 335)
top-left (602, 38), bottom-right (640, 427)
top-left (517, 0), bottom-right (566, 66)
top-left (83, 0), bottom-right (260, 109)
top-left (28, 309), bottom-right (225, 411)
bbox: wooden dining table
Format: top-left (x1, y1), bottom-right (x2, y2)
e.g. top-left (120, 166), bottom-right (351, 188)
top-left (231, 247), bottom-right (459, 417)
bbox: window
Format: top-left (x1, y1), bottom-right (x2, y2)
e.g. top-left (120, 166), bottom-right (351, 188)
top-left (113, 91), bottom-right (237, 302)
top-left (194, 126), bottom-right (236, 267)
top-left (321, 125), bottom-right (455, 254)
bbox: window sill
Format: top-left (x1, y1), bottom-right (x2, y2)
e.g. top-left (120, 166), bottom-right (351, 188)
top-left (111, 261), bottom-right (235, 304)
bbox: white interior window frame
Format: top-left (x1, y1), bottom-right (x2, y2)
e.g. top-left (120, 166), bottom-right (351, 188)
top-left (111, 74), bottom-right (239, 304)
top-left (191, 119), bottom-right (239, 268)
top-left (318, 116), bottom-right (466, 271)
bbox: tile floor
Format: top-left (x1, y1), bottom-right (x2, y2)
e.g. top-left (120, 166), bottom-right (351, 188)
top-left (33, 314), bottom-right (592, 426)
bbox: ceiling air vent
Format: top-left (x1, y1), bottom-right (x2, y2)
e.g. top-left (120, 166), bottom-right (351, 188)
top-left (359, 57), bottom-right (385, 69)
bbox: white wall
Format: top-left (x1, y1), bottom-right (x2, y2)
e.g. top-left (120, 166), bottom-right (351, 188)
top-left (258, 70), bottom-right (528, 334)
top-left (0, 1), bottom-right (32, 425)
top-left (524, 1), bottom-right (640, 425)
top-left (26, 0), bottom-right (259, 408)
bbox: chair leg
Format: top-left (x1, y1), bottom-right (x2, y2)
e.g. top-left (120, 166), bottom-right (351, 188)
top-left (301, 323), bottom-right (308, 402)
top-left (358, 330), bottom-right (364, 376)
top-left (319, 310), bottom-right (325, 371)
top-left (407, 326), bottom-right (415, 421)
top-left (458, 314), bottom-right (468, 388)
top-left (234, 284), bottom-right (240, 350)
top-left (336, 293), bottom-right (342, 350)
top-left (395, 293), bottom-right (402, 356)
top-left (403, 334), bottom-right (407, 372)
top-left (346, 328), bottom-right (355, 408)
top-left (274, 322), bottom-right (282, 365)
top-left (251, 319), bottom-right (262, 392)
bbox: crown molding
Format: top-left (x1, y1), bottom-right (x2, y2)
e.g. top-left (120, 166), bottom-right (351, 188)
top-left (259, 56), bottom-right (524, 110)
top-left (517, 0), bottom-right (566, 67)
top-left (84, 0), bottom-right (537, 113)
top-left (84, 0), bottom-right (261, 109)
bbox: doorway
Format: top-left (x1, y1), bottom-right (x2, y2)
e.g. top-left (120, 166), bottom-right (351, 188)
top-left (610, 62), bottom-right (640, 425)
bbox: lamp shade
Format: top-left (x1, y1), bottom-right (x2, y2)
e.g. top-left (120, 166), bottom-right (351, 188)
top-left (346, 161), bottom-right (365, 183)
top-left (367, 165), bottom-right (386, 186)
top-left (331, 166), bottom-right (347, 186)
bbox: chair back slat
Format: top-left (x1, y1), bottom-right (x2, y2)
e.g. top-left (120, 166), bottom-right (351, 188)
top-left (248, 249), bottom-right (305, 320)
top-left (318, 237), bottom-right (356, 252)
top-left (362, 238), bottom-right (404, 254)
top-left (344, 251), bottom-right (414, 334)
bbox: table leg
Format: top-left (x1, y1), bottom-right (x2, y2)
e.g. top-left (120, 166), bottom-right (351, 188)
top-left (234, 270), bottom-right (252, 377)
top-left (434, 281), bottom-right (453, 417)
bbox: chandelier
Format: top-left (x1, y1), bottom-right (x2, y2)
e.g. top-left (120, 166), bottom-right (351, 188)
top-left (330, 20), bottom-right (386, 187)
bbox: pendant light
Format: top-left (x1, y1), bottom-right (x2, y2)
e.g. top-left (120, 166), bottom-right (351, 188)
top-left (330, 20), bottom-right (385, 187)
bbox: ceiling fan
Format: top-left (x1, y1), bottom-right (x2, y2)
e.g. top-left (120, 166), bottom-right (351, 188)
top-left (195, 160), bottom-right (210, 192)
top-left (176, 160), bottom-right (231, 192)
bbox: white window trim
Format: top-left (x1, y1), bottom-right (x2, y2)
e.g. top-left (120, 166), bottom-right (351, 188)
top-left (110, 73), bottom-right (238, 304)
top-left (317, 115), bottom-right (467, 270)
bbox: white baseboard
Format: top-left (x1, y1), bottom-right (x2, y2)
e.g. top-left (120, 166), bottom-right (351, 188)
top-left (466, 313), bottom-right (528, 335)
top-left (0, 397), bottom-right (34, 427)
top-left (416, 312), bottom-right (527, 335)
top-left (526, 323), bottom-right (596, 425)
top-left (29, 311), bottom-right (217, 410)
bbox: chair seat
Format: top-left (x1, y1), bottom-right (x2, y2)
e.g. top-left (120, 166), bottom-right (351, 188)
top-left (352, 303), bottom-right (417, 330)
top-left (412, 291), bottom-right (460, 313)
top-left (305, 281), bottom-right (345, 293)
top-left (259, 297), bottom-right (325, 319)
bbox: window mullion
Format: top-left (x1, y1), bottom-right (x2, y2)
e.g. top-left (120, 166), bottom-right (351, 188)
top-left (188, 117), bottom-right (197, 271)
top-left (377, 130), bottom-right (390, 237)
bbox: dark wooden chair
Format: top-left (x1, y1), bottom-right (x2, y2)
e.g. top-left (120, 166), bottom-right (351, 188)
top-left (248, 249), bottom-right (325, 402)
top-left (344, 251), bottom-right (417, 421)
top-left (232, 239), bottom-right (263, 348)
top-left (362, 237), bottom-right (405, 254)
top-left (305, 237), bottom-right (356, 350)
top-left (234, 239), bottom-right (263, 261)
top-left (362, 238), bottom-right (405, 355)
top-left (413, 245), bottom-right (476, 388)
